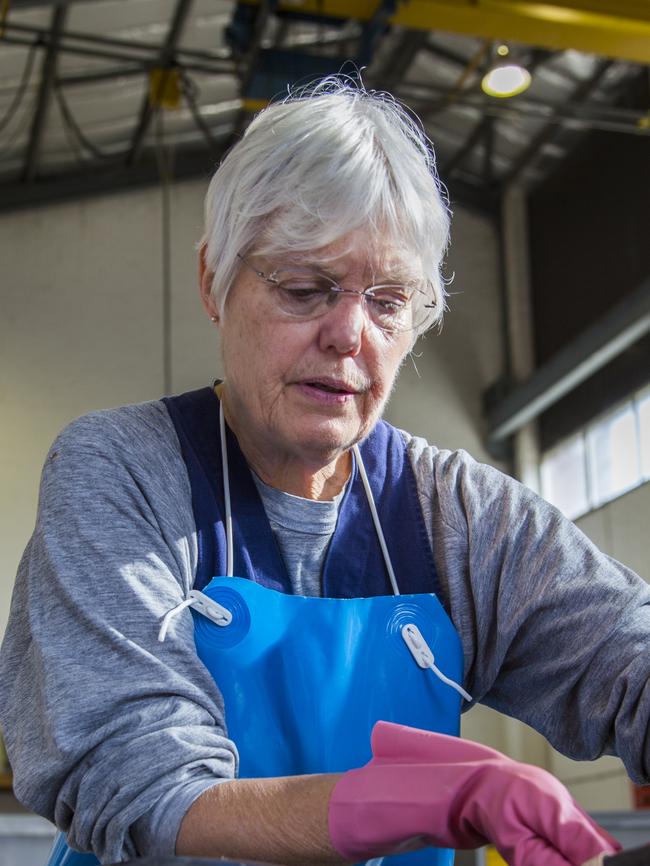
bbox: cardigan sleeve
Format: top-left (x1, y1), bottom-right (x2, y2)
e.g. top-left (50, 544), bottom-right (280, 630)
top-left (408, 436), bottom-right (650, 783)
top-left (0, 402), bottom-right (238, 863)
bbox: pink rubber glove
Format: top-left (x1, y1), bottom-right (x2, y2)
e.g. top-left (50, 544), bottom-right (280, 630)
top-left (328, 721), bottom-right (621, 866)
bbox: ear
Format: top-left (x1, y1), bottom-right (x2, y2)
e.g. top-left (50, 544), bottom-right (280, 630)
top-left (198, 242), bottom-right (219, 323)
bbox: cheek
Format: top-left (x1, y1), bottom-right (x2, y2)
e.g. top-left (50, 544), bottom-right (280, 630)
top-left (222, 309), bottom-right (267, 372)
top-left (372, 341), bottom-right (408, 393)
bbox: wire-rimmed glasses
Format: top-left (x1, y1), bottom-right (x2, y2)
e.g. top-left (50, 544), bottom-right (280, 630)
top-left (237, 253), bottom-right (435, 334)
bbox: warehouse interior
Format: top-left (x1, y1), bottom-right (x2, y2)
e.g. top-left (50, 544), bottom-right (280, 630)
top-left (0, 0), bottom-right (649, 862)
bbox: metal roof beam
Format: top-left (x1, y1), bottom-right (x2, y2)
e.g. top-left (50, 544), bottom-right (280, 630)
top-left (370, 30), bottom-right (432, 90)
top-left (21, 3), bottom-right (67, 182)
top-left (441, 116), bottom-right (492, 177)
top-left (0, 143), bottom-right (221, 212)
top-left (419, 39), bottom-right (474, 68)
top-left (9, 0), bottom-right (102, 6)
top-left (482, 115), bottom-right (495, 184)
top-left (0, 33), bottom-right (229, 76)
top-left (397, 80), bottom-right (650, 136)
top-left (503, 58), bottom-right (613, 184)
top-left (0, 28), bottom-right (161, 66)
top-left (439, 47), bottom-right (550, 180)
top-left (486, 277), bottom-right (650, 445)
top-left (3, 19), bottom-right (231, 65)
top-left (125, 0), bottom-right (195, 166)
top-left (56, 66), bottom-right (145, 86)
top-left (239, 0), bottom-right (650, 64)
top-left (0, 138), bottom-right (499, 216)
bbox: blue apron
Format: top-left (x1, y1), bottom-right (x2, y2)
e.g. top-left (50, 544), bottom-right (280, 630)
top-left (46, 387), bottom-right (466, 866)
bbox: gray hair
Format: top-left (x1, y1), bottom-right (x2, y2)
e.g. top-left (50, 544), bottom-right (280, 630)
top-left (202, 77), bottom-right (451, 335)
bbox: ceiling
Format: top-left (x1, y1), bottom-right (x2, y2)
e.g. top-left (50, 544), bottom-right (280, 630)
top-left (0, 0), bottom-right (648, 214)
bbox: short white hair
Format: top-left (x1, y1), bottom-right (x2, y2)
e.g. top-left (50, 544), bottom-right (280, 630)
top-left (202, 77), bottom-right (451, 335)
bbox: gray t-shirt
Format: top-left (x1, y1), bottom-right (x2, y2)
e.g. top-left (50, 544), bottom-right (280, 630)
top-left (1, 399), bottom-right (648, 864)
top-left (252, 471), bottom-right (345, 596)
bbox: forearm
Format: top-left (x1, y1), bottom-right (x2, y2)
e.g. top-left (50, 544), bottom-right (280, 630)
top-left (176, 773), bottom-right (348, 865)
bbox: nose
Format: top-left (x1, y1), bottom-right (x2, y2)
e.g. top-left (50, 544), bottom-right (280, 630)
top-left (318, 291), bottom-right (367, 355)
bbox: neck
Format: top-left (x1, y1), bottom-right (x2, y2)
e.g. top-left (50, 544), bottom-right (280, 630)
top-left (253, 452), bottom-right (352, 501)
top-left (219, 390), bottom-right (352, 502)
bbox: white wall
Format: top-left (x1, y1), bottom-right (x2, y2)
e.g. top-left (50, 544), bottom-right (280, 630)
top-left (0, 181), bottom-right (206, 639)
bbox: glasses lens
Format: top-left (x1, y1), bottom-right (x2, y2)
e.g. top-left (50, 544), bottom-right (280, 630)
top-left (269, 269), bottom-right (434, 333)
top-left (273, 271), bottom-right (337, 318)
top-left (364, 286), bottom-right (413, 332)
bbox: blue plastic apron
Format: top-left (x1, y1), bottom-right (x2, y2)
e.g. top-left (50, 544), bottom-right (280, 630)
top-left (46, 387), bottom-right (467, 866)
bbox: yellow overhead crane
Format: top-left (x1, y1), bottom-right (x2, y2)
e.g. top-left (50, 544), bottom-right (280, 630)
top-left (239, 0), bottom-right (650, 64)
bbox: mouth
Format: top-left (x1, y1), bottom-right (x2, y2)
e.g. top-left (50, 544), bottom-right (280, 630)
top-left (293, 377), bottom-right (367, 405)
top-left (299, 378), bottom-right (359, 395)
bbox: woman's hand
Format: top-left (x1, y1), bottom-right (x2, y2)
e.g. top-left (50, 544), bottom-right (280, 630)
top-left (329, 721), bottom-right (621, 866)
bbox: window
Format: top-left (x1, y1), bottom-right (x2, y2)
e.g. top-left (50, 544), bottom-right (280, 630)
top-left (639, 388), bottom-right (650, 479)
top-left (540, 433), bottom-right (589, 521)
top-left (540, 386), bottom-right (650, 520)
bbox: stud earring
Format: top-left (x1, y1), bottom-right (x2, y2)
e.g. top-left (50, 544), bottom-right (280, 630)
top-left (210, 315), bottom-right (218, 322)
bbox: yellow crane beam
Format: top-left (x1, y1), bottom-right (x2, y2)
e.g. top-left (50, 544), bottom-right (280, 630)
top-left (243, 0), bottom-right (650, 64)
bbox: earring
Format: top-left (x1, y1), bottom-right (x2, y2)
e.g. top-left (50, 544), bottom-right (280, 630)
top-left (210, 315), bottom-right (218, 322)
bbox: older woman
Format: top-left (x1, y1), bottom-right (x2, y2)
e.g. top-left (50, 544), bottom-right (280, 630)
top-left (1, 80), bottom-right (647, 866)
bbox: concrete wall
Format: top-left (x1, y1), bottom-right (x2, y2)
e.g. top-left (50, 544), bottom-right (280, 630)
top-left (1, 181), bottom-right (211, 641)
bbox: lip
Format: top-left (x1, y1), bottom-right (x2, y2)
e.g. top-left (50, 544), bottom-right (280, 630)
top-left (294, 377), bottom-right (362, 405)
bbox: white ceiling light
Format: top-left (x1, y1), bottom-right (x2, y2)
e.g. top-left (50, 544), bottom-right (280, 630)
top-left (481, 44), bottom-right (532, 98)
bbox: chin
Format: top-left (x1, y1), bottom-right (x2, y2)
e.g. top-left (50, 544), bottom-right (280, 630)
top-left (291, 421), bottom-right (365, 460)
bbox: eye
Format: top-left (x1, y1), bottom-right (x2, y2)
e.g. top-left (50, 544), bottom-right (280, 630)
top-left (366, 287), bottom-right (410, 314)
top-left (275, 272), bottom-right (334, 303)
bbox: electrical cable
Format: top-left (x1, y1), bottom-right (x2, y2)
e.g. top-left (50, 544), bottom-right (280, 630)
top-left (179, 69), bottom-right (220, 153)
top-left (53, 80), bottom-right (115, 161)
top-left (57, 94), bottom-right (86, 164)
top-left (0, 41), bottom-right (37, 136)
top-left (52, 80), bottom-right (88, 165)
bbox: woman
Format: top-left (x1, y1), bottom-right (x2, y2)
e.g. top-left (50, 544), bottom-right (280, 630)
top-left (1, 79), bottom-right (647, 866)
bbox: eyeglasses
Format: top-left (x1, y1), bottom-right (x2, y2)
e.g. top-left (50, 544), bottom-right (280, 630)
top-left (237, 253), bottom-right (435, 334)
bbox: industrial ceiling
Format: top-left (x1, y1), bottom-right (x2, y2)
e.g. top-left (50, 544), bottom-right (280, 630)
top-left (0, 0), bottom-right (648, 213)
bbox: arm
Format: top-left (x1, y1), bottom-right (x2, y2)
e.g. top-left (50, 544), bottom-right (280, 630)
top-left (411, 441), bottom-right (650, 780)
top-left (177, 774), bottom-right (344, 865)
top-left (178, 734), bottom-right (619, 866)
top-left (0, 404), bottom-right (239, 862)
